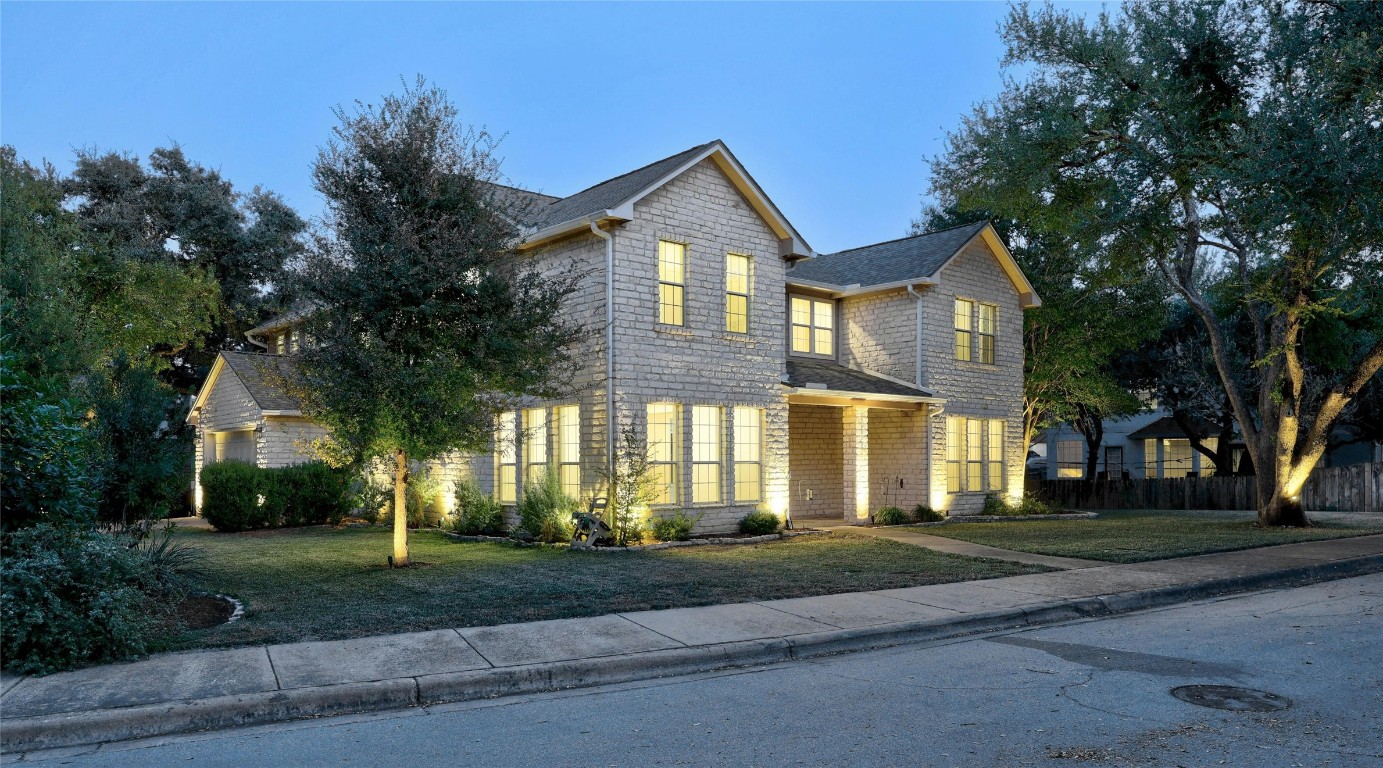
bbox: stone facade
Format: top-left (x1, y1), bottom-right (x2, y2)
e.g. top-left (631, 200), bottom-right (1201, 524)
top-left (841, 290), bottom-right (917, 384)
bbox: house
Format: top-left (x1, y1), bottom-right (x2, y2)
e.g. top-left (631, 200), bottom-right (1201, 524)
top-left (187, 140), bottom-right (1040, 531)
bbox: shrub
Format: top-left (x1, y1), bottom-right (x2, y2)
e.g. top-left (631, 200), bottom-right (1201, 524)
top-left (874, 506), bottom-right (908, 526)
top-left (649, 510), bottom-right (702, 542)
top-left (352, 477), bottom-right (391, 523)
top-left (982, 492), bottom-right (1018, 516)
top-left (452, 476), bottom-right (505, 535)
top-left (0, 360), bottom-right (98, 531)
top-left (275, 462), bottom-right (352, 527)
top-left (1017, 493), bottom-right (1065, 516)
top-left (517, 470), bottom-right (577, 543)
top-left (913, 504), bottom-right (945, 523)
top-left (738, 510), bottom-right (782, 536)
top-left (200, 460), bottom-right (270, 532)
top-left (401, 466), bottom-right (442, 528)
top-left (1, 525), bottom-right (183, 674)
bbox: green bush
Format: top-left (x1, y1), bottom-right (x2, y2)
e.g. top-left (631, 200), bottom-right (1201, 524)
top-left (200, 460), bottom-right (270, 532)
top-left (874, 506), bottom-right (908, 526)
top-left (982, 492), bottom-right (1018, 516)
top-left (913, 504), bottom-right (945, 523)
top-left (275, 462), bottom-right (352, 527)
top-left (352, 477), bottom-right (391, 523)
top-left (649, 510), bottom-right (702, 542)
top-left (517, 470), bottom-right (577, 543)
top-left (1, 525), bottom-right (189, 674)
top-left (1017, 493), bottom-right (1065, 515)
top-left (738, 510), bottom-right (782, 536)
top-left (452, 476), bottom-right (505, 535)
top-left (0, 359), bottom-right (98, 531)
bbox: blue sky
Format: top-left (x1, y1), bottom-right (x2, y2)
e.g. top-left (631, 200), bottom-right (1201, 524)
top-left (2, 1), bottom-right (1039, 253)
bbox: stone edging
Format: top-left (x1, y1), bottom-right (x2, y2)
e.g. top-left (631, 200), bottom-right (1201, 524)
top-left (443, 529), bottom-right (830, 551)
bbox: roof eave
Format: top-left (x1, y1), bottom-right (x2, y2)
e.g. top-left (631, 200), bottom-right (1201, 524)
top-left (783, 385), bottom-right (946, 405)
top-left (785, 276), bottom-right (938, 298)
top-left (516, 207), bottom-right (634, 250)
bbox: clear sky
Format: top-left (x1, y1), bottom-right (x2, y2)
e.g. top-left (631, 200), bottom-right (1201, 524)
top-left (2, 1), bottom-right (1040, 254)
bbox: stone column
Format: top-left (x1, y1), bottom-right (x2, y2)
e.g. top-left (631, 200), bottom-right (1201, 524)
top-left (842, 406), bottom-right (870, 524)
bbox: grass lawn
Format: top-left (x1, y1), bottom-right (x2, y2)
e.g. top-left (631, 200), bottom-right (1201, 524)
top-left (172, 526), bottom-right (1048, 650)
top-left (918, 510), bottom-right (1383, 564)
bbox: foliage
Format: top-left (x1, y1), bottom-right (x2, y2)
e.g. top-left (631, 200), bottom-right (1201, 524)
top-left (280, 78), bottom-right (584, 564)
top-left (983, 492), bottom-right (1065, 517)
top-left (199, 461), bottom-right (269, 532)
top-left (200, 461), bottom-right (349, 532)
top-left (0, 353), bottom-right (99, 531)
top-left (351, 477), bottom-right (392, 524)
top-left (0, 525), bottom-right (186, 674)
top-left (602, 424), bottom-right (663, 547)
top-left (516, 470), bottom-right (577, 543)
top-left (981, 493), bottom-right (1016, 517)
top-left (913, 504), bottom-right (945, 523)
top-left (402, 465), bottom-right (443, 528)
top-left (451, 476), bottom-right (506, 536)
top-left (874, 506), bottom-right (909, 526)
top-left (932, 1), bottom-right (1383, 524)
top-left (136, 524), bottom-right (206, 598)
top-left (649, 510), bottom-right (702, 542)
top-left (739, 511), bottom-right (782, 536)
top-left (274, 462), bottom-right (353, 527)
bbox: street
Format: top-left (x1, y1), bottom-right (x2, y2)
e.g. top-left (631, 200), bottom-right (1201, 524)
top-left (13, 574), bottom-right (1381, 768)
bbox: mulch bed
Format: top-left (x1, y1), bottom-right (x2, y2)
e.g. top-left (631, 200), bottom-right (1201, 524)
top-left (177, 595), bottom-right (236, 629)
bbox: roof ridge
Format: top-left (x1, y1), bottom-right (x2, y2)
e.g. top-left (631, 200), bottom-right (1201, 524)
top-left (824, 219), bottom-right (987, 257)
top-left (552, 141), bottom-right (715, 203)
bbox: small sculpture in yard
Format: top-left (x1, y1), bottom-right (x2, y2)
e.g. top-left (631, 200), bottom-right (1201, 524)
top-left (570, 497), bottom-right (612, 548)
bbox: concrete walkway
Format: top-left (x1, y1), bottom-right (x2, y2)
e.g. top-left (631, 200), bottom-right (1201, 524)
top-left (3, 534), bottom-right (1381, 755)
top-left (804, 520), bottom-right (1106, 569)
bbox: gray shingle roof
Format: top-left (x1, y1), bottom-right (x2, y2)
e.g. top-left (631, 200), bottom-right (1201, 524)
top-left (531, 142), bottom-right (715, 229)
top-left (785, 359), bottom-right (934, 398)
top-left (786, 221), bottom-right (988, 288)
top-left (219, 351), bottom-right (302, 411)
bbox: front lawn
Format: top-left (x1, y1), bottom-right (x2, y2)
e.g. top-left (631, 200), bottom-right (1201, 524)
top-left (173, 527), bottom-right (1048, 650)
top-left (919, 510), bottom-right (1383, 564)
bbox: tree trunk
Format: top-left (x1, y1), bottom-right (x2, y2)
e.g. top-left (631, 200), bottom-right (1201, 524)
top-left (1257, 472), bottom-right (1310, 527)
top-left (1072, 404), bottom-right (1103, 481)
top-left (392, 449), bottom-right (410, 567)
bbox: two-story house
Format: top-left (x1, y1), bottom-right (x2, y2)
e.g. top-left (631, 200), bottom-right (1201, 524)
top-left (187, 140), bottom-right (1040, 530)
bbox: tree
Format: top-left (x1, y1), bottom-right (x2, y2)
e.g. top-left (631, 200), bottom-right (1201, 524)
top-left (285, 79), bottom-right (584, 566)
top-left (931, 1), bottom-right (1382, 525)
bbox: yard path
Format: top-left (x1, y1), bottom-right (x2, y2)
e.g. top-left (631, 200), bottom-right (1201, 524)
top-left (803, 520), bottom-right (1106, 569)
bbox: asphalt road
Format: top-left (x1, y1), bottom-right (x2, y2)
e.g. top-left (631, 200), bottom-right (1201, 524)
top-left (14, 574), bottom-right (1381, 767)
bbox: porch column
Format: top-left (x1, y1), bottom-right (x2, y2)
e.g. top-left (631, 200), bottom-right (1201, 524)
top-left (842, 406), bottom-right (870, 523)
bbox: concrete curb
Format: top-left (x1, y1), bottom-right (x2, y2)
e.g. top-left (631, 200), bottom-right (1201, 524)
top-left (4, 553), bottom-right (1380, 755)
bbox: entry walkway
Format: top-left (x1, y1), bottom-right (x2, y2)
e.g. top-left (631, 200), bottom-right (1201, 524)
top-left (3, 534), bottom-right (1381, 755)
top-left (801, 520), bottom-right (1106, 570)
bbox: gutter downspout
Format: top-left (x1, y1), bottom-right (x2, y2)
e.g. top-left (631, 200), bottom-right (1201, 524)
top-left (906, 284), bottom-right (933, 508)
top-left (590, 222), bottom-right (617, 495)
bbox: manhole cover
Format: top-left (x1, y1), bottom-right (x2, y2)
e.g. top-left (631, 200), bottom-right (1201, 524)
top-left (1170, 685), bottom-right (1291, 712)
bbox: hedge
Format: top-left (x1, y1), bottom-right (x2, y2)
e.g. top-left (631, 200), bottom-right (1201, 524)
top-left (200, 460), bottom-right (351, 532)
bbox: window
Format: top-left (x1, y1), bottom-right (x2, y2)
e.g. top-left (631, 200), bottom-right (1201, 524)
top-left (1057, 440), bottom-right (1084, 478)
top-left (647, 403), bottom-right (681, 504)
top-left (1162, 439), bottom-right (1193, 479)
top-left (1104, 446), bottom-right (1125, 479)
top-left (733, 407), bottom-right (762, 502)
top-left (1200, 438), bottom-right (1219, 477)
top-left (691, 406), bottom-right (721, 503)
top-left (987, 420), bottom-right (1005, 491)
top-left (725, 254), bottom-right (751, 333)
top-left (556, 405), bottom-right (580, 499)
top-left (212, 430), bottom-right (256, 464)
top-left (274, 332), bottom-right (287, 355)
top-left (496, 411), bottom-right (517, 503)
top-left (790, 296), bottom-right (834, 356)
top-left (954, 299), bottom-right (974, 361)
top-left (978, 304), bottom-right (997, 364)
top-left (946, 417), bottom-right (964, 493)
top-left (658, 240), bottom-right (686, 326)
top-left (523, 408), bottom-right (548, 486)
top-left (967, 419), bottom-right (984, 491)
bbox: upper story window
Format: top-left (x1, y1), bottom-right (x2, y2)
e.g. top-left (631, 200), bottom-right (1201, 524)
top-left (978, 303), bottom-right (997, 365)
top-left (954, 299), bottom-right (974, 362)
top-left (790, 296), bottom-right (834, 357)
top-left (658, 240), bottom-right (686, 326)
top-left (725, 254), bottom-right (751, 334)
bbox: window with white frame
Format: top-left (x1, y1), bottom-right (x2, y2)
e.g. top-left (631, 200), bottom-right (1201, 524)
top-left (954, 298), bottom-right (974, 361)
top-left (733, 406), bottom-right (762, 502)
top-left (1057, 440), bottom-right (1084, 478)
top-left (658, 240), bottom-right (686, 326)
top-left (691, 406), bottom-right (722, 504)
top-left (647, 403), bottom-right (681, 504)
top-left (987, 419), bottom-right (1005, 491)
top-left (523, 408), bottom-right (547, 486)
top-left (789, 296), bottom-right (833, 356)
top-left (978, 303), bottom-right (997, 365)
top-left (556, 405), bottom-right (580, 499)
top-left (496, 411), bottom-right (517, 503)
top-left (946, 417), bottom-right (964, 493)
top-left (725, 254), bottom-right (751, 333)
top-left (966, 418), bottom-right (984, 491)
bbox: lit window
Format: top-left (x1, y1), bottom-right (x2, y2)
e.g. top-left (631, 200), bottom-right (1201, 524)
top-left (789, 296), bottom-right (833, 356)
top-left (658, 240), bottom-right (686, 326)
top-left (556, 405), bottom-right (580, 499)
top-left (946, 417), bottom-right (964, 493)
top-left (954, 299), bottom-right (974, 361)
top-left (978, 304), bottom-right (997, 364)
top-left (967, 419), bottom-right (984, 491)
top-left (524, 408), bottom-right (547, 486)
top-left (987, 420), bottom-right (1005, 491)
top-left (725, 254), bottom-right (751, 333)
top-left (1057, 440), bottom-right (1084, 478)
top-left (647, 403), bottom-right (681, 504)
top-left (691, 406), bottom-right (722, 503)
top-left (733, 407), bottom-right (762, 502)
top-left (496, 411), bottom-right (517, 503)
top-left (1162, 439), bottom-right (1193, 479)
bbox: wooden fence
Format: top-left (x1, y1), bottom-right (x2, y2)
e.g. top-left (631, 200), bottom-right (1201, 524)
top-left (1029, 461), bottom-right (1381, 514)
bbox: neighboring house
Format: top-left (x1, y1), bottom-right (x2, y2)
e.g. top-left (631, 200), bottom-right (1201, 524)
top-left (1037, 411), bottom-right (1244, 480)
top-left (187, 140), bottom-right (1041, 531)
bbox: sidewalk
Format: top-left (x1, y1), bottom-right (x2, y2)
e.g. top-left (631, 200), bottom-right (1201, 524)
top-left (3, 534), bottom-right (1381, 755)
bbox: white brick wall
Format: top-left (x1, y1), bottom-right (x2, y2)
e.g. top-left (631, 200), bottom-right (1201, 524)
top-left (841, 290), bottom-right (917, 383)
top-left (788, 404), bottom-right (843, 518)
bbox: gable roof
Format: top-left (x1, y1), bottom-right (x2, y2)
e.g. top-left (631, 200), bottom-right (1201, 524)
top-left (187, 351), bottom-right (302, 423)
top-left (529, 143), bottom-right (714, 230)
top-left (786, 221), bottom-right (1041, 308)
top-left (784, 359), bottom-right (936, 400)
